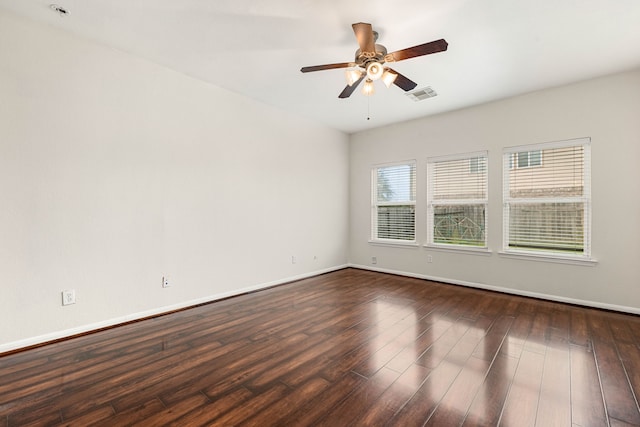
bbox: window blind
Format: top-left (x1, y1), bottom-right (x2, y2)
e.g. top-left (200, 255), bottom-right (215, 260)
top-left (372, 162), bottom-right (416, 241)
top-left (427, 153), bottom-right (488, 247)
top-left (503, 138), bottom-right (591, 256)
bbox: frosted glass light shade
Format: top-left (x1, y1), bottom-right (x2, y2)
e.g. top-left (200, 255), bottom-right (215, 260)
top-left (362, 79), bottom-right (375, 96)
top-left (382, 69), bottom-right (398, 88)
top-left (366, 62), bottom-right (383, 81)
top-left (345, 68), bottom-right (364, 86)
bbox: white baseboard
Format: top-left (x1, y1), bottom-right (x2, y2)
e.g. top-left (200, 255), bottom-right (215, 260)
top-left (349, 263), bottom-right (640, 316)
top-left (0, 264), bottom-right (348, 354)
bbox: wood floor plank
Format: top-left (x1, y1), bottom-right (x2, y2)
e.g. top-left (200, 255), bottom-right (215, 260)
top-left (6, 404), bottom-right (62, 426)
top-left (205, 384), bottom-right (289, 426)
top-left (314, 366), bottom-right (401, 426)
top-left (536, 336), bottom-right (572, 426)
top-left (617, 341), bottom-right (640, 410)
top-left (274, 326), bottom-right (366, 387)
top-left (167, 387), bottom-right (253, 426)
top-left (93, 399), bottom-right (165, 427)
top-left (245, 331), bottom-right (358, 389)
top-left (285, 371), bottom-right (366, 427)
top-left (607, 314), bottom-right (637, 344)
top-left (462, 354), bottom-right (519, 427)
top-left (570, 343), bottom-right (609, 427)
top-left (471, 315), bottom-right (514, 362)
top-left (59, 404), bottom-right (115, 427)
top-left (421, 316), bottom-right (495, 425)
top-left (425, 355), bottom-right (491, 426)
top-left (524, 309), bottom-right (551, 355)
top-left (610, 417), bottom-right (640, 427)
top-left (386, 359), bottom-right (462, 426)
top-left (415, 317), bottom-right (473, 369)
top-left (357, 363), bottom-right (432, 426)
top-left (242, 377), bottom-right (331, 427)
top-left (592, 336), bottom-right (640, 424)
top-left (58, 341), bottom-right (215, 419)
top-left (110, 338), bottom-right (252, 412)
top-left (319, 308), bottom-right (439, 382)
top-left (149, 333), bottom-right (304, 407)
top-left (569, 308), bottom-right (591, 349)
top-left (499, 311), bottom-right (533, 359)
top-left (624, 315), bottom-right (640, 344)
top-left (384, 314), bottom-right (453, 373)
top-left (202, 333), bottom-right (329, 398)
top-left (1, 268), bottom-right (639, 426)
top-left (548, 307), bottom-right (570, 340)
top-left (130, 393), bottom-right (210, 427)
top-left (352, 314), bottom-right (436, 378)
top-left (498, 349), bottom-right (545, 426)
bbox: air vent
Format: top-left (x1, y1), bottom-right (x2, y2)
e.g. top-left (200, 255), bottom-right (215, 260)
top-left (406, 86), bottom-right (437, 101)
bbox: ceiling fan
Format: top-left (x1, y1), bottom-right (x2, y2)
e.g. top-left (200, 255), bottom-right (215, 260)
top-left (300, 22), bottom-right (448, 98)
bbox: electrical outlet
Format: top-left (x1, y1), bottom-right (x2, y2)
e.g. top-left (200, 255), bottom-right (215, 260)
top-left (291, 256), bottom-right (297, 264)
top-left (427, 255), bottom-right (433, 263)
top-left (162, 276), bottom-right (170, 288)
top-left (62, 289), bottom-right (76, 306)
top-left (371, 256), bottom-right (377, 265)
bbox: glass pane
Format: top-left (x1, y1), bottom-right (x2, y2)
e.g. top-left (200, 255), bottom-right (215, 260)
top-left (469, 157), bottom-right (486, 174)
top-left (432, 157), bottom-right (487, 200)
top-left (530, 150), bottom-right (542, 166)
top-left (377, 205), bottom-right (415, 240)
top-left (509, 202), bottom-right (584, 253)
top-left (433, 205), bottom-right (486, 246)
top-left (518, 152), bottom-right (529, 168)
top-left (377, 164), bottom-right (416, 203)
top-left (509, 146), bottom-right (584, 198)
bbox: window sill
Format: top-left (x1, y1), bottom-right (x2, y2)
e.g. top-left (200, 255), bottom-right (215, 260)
top-left (423, 244), bottom-right (492, 256)
top-left (498, 250), bottom-right (598, 266)
top-left (368, 240), bottom-right (420, 249)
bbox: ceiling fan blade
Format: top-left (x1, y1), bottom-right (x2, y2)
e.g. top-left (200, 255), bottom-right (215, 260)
top-left (352, 22), bottom-right (375, 53)
top-left (387, 39), bottom-right (448, 62)
top-left (386, 68), bottom-right (418, 92)
top-left (301, 62), bottom-right (351, 73)
top-left (338, 76), bottom-right (365, 98)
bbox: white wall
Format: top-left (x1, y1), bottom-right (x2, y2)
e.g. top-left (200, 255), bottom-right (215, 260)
top-left (0, 10), bottom-right (349, 351)
top-left (350, 69), bottom-right (640, 312)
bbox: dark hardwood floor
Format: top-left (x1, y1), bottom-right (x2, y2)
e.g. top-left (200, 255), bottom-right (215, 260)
top-left (2, 268), bottom-right (640, 426)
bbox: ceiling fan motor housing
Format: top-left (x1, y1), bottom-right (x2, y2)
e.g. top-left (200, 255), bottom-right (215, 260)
top-left (355, 44), bottom-right (388, 67)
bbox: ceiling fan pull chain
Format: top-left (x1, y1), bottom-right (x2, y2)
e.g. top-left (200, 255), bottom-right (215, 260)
top-left (367, 96), bottom-right (371, 121)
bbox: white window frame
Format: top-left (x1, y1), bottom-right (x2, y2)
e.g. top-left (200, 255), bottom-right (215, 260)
top-left (426, 151), bottom-right (489, 251)
top-left (370, 160), bottom-right (417, 245)
top-left (502, 138), bottom-right (593, 264)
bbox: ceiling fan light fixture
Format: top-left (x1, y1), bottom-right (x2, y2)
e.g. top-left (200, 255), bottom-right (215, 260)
top-left (381, 69), bottom-right (398, 88)
top-left (362, 79), bottom-right (375, 96)
top-left (345, 67), bottom-right (364, 86)
top-left (300, 22), bottom-right (448, 99)
top-left (366, 62), bottom-right (383, 81)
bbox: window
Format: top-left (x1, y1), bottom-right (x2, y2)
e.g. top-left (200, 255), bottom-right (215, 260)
top-left (469, 156), bottom-right (486, 174)
top-left (503, 138), bottom-right (591, 258)
top-left (371, 161), bottom-right (416, 242)
top-left (427, 152), bottom-right (488, 247)
top-left (510, 150), bottom-right (542, 169)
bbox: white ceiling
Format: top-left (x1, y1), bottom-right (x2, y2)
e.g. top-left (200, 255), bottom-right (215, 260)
top-left (2, 0), bottom-right (640, 134)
